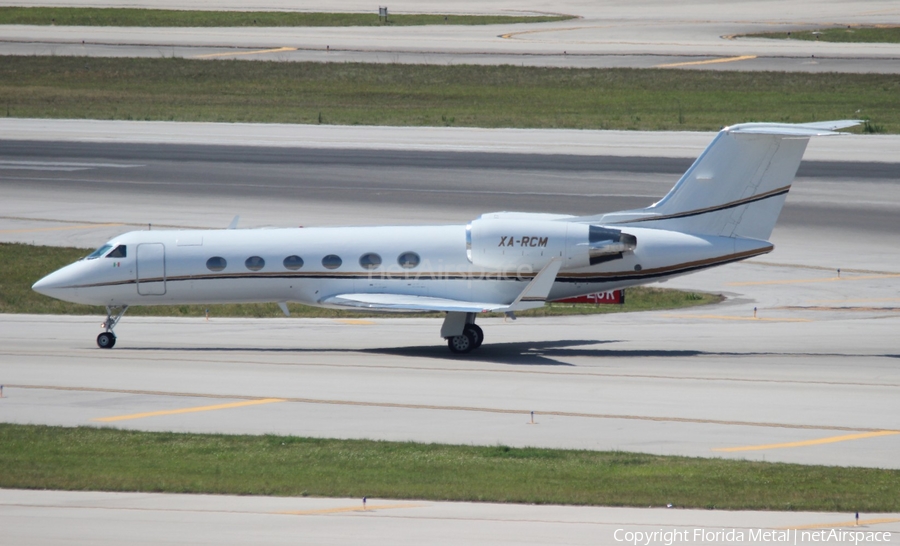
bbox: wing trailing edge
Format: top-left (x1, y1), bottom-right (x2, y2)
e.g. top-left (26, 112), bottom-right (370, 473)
top-left (322, 259), bottom-right (563, 313)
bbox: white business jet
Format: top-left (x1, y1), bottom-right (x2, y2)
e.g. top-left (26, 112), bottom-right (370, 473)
top-left (33, 120), bottom-right (859, 353)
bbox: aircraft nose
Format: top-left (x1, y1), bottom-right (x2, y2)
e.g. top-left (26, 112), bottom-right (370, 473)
top-left (32, 261), bottom-right (107, 306)
top-left (32, 272), bottom-right (62, 296)
top-left (32, 267), bottom-right (78, 299)
top-left (32, 276), bottom-right (46, 293)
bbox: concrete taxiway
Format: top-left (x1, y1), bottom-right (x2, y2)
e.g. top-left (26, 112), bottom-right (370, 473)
top-left (2, 1), bottom-right (900, 72)
top-left (5, 40), bottom-right (900, 74)
top-left (2, 489), bottom-right (899, 546)
top-left (3, 299), bottom-right (900, 468)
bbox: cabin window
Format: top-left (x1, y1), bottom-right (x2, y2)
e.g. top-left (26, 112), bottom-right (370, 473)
top-left (283, 255), bottom-right (304, 270)
top-left (398, 251), bottom-right (420, 269)
top-left (245, 256), bottom-right (265, 271)
top-left (359, 253), bottom-right (382, 270)
top-left (85, 244), bottom-right (112, 260)
top-left (206, 256), bottom-right (227, 272)
top-left (106, 245), bottom-right (127, 258)
top-left (322, 255), bottom-right (342, 270)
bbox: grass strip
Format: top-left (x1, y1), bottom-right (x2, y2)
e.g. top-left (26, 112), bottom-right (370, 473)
top-left (0, 56), bottom-right (897, 132)
top-left (744, 26), bottom-right (900, 43)
top-left (0, 7), bottom-right (572, 27)
top-left (1, 424), bottom-right (898, 511)
top-left (0, 242), bottom-right (721, 318)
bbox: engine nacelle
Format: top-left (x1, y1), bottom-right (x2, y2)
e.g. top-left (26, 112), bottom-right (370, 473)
top-left (466, 214), bottom-right (636, 272)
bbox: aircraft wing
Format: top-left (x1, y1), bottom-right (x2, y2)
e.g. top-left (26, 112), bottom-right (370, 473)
top-left (322, 293), bottom-right (516, 313)
top-left (323, 258), bottom-right (563, 314)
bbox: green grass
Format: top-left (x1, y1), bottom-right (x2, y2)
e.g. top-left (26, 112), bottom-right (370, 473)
top-left (745, 26), bottom-right (900, 43)
top-left (1, 56), bottom-right (897, 132)
top-left (0, 242), bottom-right (721, 318)
top-left (0, 7), bottom-right (572, 27)
top-left (1, 424), bottom-right (897, 511)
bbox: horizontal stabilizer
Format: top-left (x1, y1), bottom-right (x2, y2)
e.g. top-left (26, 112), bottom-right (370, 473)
top-left (727, 120), bottom-right (862, 136)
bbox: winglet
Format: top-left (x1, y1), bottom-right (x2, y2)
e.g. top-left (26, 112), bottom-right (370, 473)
top-left (227, 215), bottom-right (240, 229)
top-left (507, 258), bottom-right (562, 311)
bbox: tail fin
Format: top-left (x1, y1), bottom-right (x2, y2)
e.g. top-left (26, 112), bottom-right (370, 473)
top-left (584, 121), bottom-right (860, 240)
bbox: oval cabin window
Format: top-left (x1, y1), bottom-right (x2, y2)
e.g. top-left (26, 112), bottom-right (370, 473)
top-left (359, 253), bottom-right (382, 270)
top-left (398, 251), bottom-right (420, 269)
top-left (322, 255), bottom-right (342, 270)
top-left (283, 255), bottom-right (304, 270)
top-left (245, 256), bottom-right (265, 271)
top-left (206, 257), bottom-right (227, 272)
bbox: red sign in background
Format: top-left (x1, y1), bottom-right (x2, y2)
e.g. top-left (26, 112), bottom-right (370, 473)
top-left (553, 290), bottom-right (625, 305)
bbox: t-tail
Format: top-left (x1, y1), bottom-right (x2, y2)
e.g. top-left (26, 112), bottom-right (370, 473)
top-left (580, 120), bottom-right (861, 240)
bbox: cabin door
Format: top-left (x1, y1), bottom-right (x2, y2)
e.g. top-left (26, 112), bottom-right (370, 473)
top-left (136, 243), bottom-right (167, 296)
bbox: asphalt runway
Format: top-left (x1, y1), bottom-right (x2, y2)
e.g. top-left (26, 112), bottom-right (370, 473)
top-left (1, 121), bottom-right (899, 543)
top-left (2, 125), bottom-right (899, 266)
top-left (2, 0), bottom-right (900, 72)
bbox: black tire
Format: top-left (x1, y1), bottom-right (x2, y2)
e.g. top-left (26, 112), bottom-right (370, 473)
top-left (447, 330), bottom-right (475, 354)
top-left (465, 324), bottom-right (484, 349)
top-left (97, 332), bottom-right (116, 349)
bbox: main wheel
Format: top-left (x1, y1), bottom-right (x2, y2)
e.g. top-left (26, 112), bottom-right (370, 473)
top-left (447, 330), bottom-right (476, 354)
top-left (465, 324), bottom-right (484, 349)
top-left (97, 332), bottom-right (116, 349)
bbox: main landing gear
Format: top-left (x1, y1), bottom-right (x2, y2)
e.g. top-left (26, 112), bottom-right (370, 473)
top-left (447, 323), bottom-right (484, 354)
top-left (98, 305), bottom-right (128, 349)
top-left (442, 312), bottom-right (484, 354)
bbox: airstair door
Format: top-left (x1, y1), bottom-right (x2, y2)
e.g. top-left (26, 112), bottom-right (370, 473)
top-left (136, 243), bottom-right (166, 296)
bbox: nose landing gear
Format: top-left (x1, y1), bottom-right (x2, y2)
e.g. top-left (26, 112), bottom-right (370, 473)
top-left (97, 331), bottom-right (116, 348)
top-left (98, 305), bottom-right (128, 349)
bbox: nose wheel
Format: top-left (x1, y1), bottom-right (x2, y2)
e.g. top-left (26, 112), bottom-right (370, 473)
top-left (97, 305), bottom-right (128, 349)
top-left (97, 331), bottom-right (116, 349)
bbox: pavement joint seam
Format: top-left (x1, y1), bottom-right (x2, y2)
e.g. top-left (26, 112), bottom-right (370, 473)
top-left (4, 353), bottom-right (899, 388)
top-left (7, 383), bottom-right (895, 433)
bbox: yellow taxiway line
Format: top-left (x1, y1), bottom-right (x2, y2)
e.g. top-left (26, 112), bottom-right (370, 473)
top-left (195, 47), bottom-right (297, 59)
top-left (93, 398), bottom-right (286, 422)
top-left (656, 55), bottom-right (756, 68)
top-left (278, 503), bottom-right (423, 516)
top-left (714, 430), bottom-right (900, 452)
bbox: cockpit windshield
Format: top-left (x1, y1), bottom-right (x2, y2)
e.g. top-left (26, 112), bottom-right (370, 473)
top-left (84, 244), bottom-right (113, 260)
top-left (107, 245), bottom-right (126, 258)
